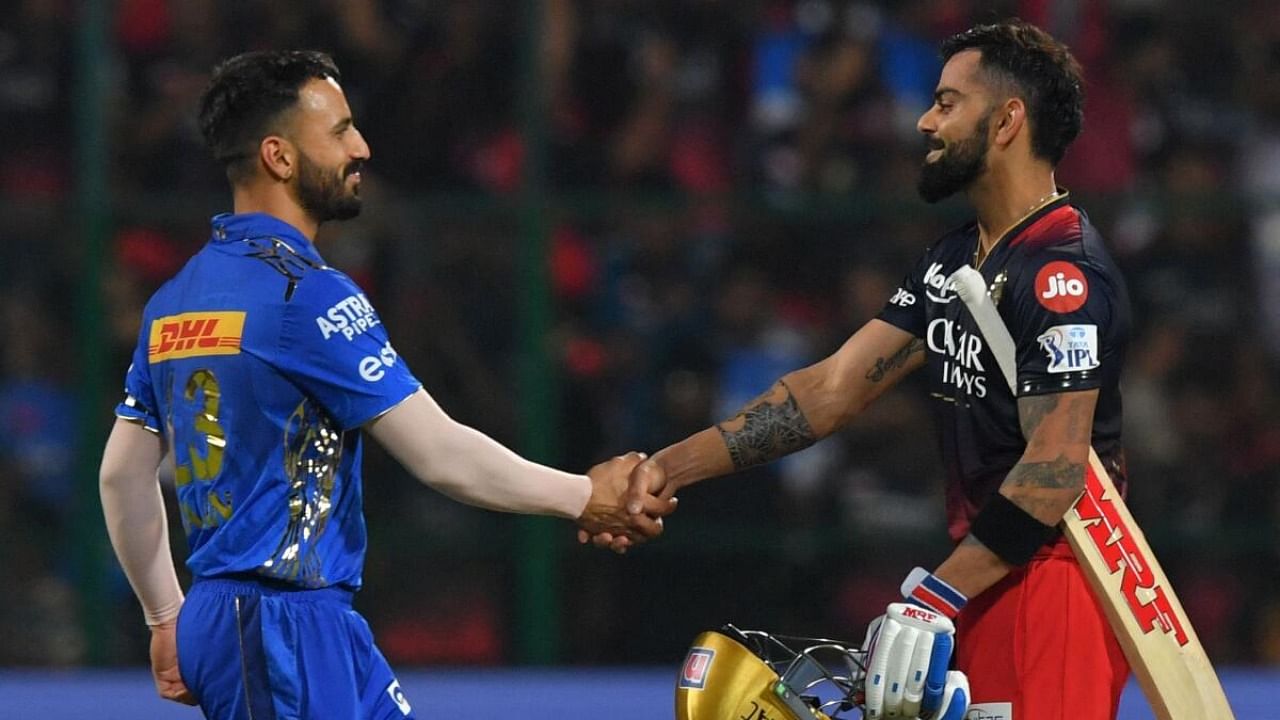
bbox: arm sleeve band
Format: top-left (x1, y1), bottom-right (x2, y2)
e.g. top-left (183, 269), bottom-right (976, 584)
top-left (365, 389), bottom-right (592, 519)
top-left (100, 420), bottom-right (184, 626)
top-left (968, 492), bottom-right (1060, 567)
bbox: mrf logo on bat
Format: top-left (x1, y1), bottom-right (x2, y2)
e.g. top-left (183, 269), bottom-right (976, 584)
top-left (1074, 469), bottom-right (1189, 645)
top-left (678, 648), bottom-right (715, 690)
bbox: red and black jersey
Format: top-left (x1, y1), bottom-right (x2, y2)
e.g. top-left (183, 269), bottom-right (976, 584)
top-left (878, 193), bottom-right (1131, 541)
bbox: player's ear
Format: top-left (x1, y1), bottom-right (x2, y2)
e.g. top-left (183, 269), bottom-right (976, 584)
top-left (259, 135), bottom-right (296, 182)
top-left (993, 97), bottom-right (1025, 148)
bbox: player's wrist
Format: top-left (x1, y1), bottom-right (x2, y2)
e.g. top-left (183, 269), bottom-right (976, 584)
top-left (900, 567), bottom-right (967, 619)
top-left (969, 492), bottom-right (1058, 566)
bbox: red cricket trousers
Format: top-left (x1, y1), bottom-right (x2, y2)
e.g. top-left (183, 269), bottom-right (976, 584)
top-left (955, 538), bottom-right (1130, 719)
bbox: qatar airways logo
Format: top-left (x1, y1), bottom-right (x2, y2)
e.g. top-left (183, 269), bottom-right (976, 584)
top-left (927, 318), bottom-right (987, 397)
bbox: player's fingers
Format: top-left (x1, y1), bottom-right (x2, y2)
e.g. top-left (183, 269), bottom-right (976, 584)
top-left (614, 451), bottom-right (647, 466)
top-left (627, 511), bottom-right (665, 538)
top-left (658, 480), bottom-right (680, 501)
top-left (591, 532), bottom-right (615, 548)
top-left (577, 529), bottom-right (590, 544)
top-left (169, 686), bottom-right (198, 706)
top-left (634, 491), bottom-right (678, 518)
top-left (625, 460), bottom-right (666, 514)
top-left (157, 677), bottom-right (198, 706)
top-left (610, 535), bottom-right (632, 554)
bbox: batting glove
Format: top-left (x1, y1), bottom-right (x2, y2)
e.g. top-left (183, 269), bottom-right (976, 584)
top-left (862, 602), bottom-right (966, 719)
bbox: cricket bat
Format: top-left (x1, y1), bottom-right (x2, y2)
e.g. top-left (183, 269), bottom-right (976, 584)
top-left (949, 265), bottom-right (1234, 720)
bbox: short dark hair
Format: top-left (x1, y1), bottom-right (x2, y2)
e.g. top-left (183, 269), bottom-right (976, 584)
top-left (198, 50), bottom-right (340, 182)
top-left (940, 20), bottom-right (1084, 165)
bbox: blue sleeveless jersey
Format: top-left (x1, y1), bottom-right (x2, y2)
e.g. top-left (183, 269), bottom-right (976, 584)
top-left (115, 213), bottom-right (421, 589)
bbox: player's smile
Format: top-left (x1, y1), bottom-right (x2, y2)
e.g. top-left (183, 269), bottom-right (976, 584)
top-left (925, 137), bottom-right (946, 162)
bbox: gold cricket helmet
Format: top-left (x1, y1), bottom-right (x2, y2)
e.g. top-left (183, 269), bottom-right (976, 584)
top-left (675, 625), bottom-right (867, 720)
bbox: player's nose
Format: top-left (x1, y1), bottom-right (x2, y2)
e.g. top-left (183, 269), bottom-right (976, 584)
top-left (349, 127), bottom-right (371, 162)
top-left (917, 107), bottom-right (937, 135)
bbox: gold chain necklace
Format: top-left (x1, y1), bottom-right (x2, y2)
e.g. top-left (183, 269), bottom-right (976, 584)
top-left (973, 188), bottom-right (1064, 269)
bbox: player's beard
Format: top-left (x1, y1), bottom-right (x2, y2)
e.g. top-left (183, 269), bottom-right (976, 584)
top-left (296, 149), bottom-right (363, 223)
top-left (917, 116), bottom-right (990, 204)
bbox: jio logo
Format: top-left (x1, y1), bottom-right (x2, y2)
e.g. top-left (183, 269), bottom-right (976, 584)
top-left (1034, 261), bottom-right (1088, 312)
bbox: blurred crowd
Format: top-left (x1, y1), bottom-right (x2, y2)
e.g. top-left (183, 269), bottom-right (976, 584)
top-left (1, 0), bottom-right (1279, 668)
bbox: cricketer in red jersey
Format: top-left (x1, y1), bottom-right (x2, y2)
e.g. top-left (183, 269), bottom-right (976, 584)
top-left (593, 19), bottom-right (1135, 720)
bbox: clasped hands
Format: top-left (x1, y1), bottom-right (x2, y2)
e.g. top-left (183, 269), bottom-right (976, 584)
top-left (576, 452), bottom-right (677, 553)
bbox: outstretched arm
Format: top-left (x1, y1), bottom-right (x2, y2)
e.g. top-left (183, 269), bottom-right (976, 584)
top-left (365, 389), bottom-right (673, 538)
top-left (642, 319), bottom-right (926, 497)
top-left (584, 319), bottom-right (923, 550)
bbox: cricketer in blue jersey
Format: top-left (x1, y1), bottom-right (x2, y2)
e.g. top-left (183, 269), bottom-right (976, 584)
top-left (99, 50), bottom-right (673, 720)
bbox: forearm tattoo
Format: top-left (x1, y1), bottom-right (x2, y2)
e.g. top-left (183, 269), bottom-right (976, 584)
top-left (865, 338), bottom-right (925, 383)
top-left (1005, 393), bottom-right (1090, 518)
top-left (716, 380), bottom-right (817, 470)
top-left (1005, 454), bottom-right (1081, 490)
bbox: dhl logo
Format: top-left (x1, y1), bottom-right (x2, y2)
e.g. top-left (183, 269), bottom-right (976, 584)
top-left (148, 311), bottom-right (246, 363)
top-left (1074, 466), bottom-right (1190, 646)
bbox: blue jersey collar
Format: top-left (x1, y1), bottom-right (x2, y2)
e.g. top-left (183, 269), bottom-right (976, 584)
top-left (211, 212), bottom-right (325, 265)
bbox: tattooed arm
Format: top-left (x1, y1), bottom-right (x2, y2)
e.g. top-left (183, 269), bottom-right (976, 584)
top-left (931, 388), bottom-right (1098, 598)
top-left (643, 319), bottom-right (927, 494)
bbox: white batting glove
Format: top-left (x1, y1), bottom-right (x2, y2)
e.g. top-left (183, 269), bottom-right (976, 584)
top-left (861, 603), bottom-right (968, 719)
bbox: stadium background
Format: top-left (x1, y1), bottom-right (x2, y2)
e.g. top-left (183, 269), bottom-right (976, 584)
top-left (1, 0), bottom-right (1278, 716)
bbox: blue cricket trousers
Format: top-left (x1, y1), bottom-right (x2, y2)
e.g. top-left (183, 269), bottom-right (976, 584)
top-left (176, 576), bottom-right (415, 720)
